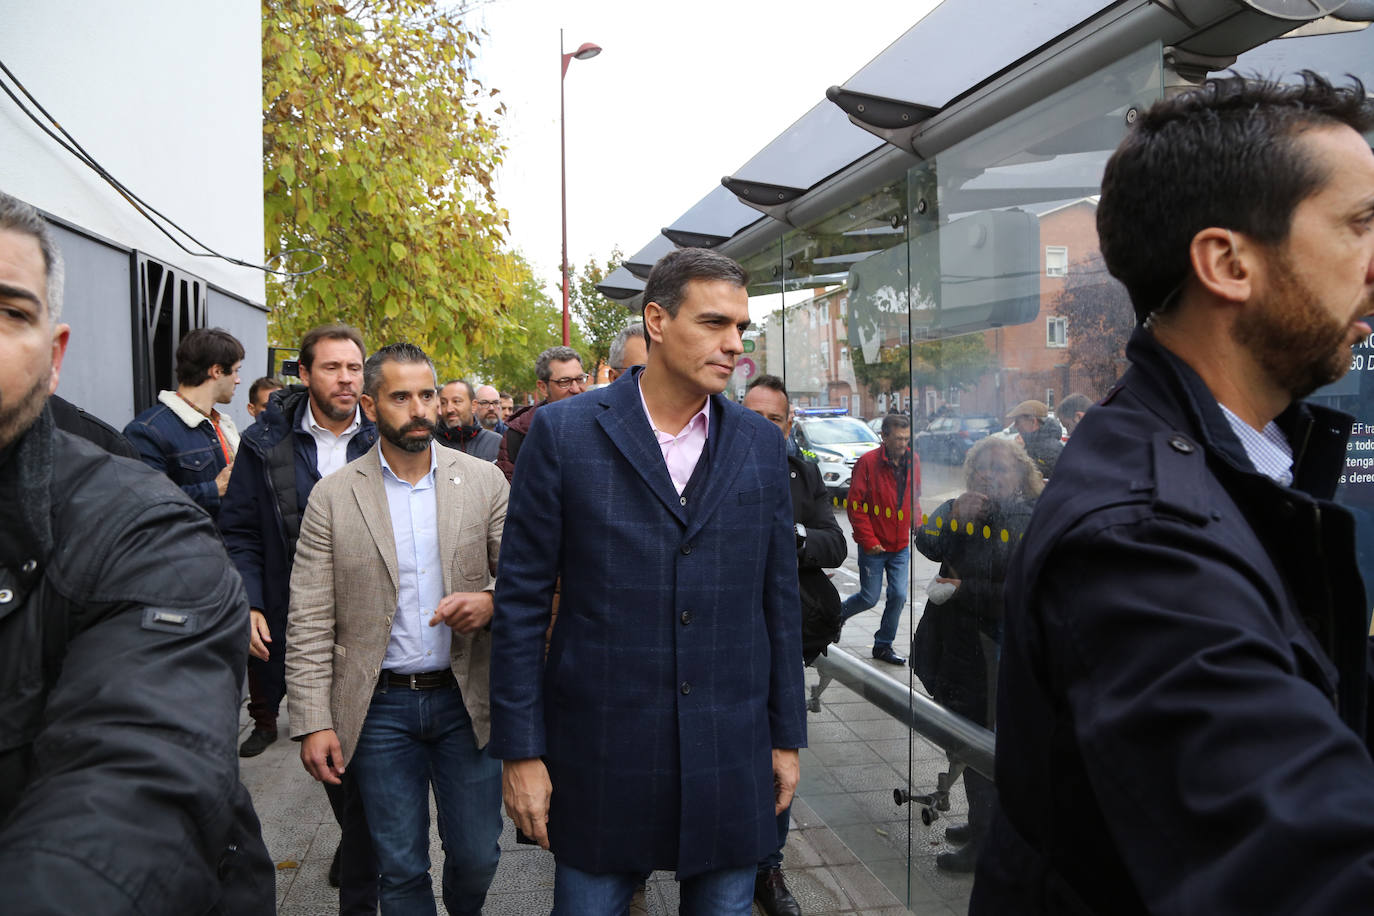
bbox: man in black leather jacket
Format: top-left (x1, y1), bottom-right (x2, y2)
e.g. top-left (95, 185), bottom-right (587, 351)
top-left (0, 191), bottom-right (272, 913)
top-left (972, 75), bottom-right (1374, 914)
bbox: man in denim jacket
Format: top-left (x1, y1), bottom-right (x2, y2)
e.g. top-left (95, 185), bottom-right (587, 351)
top-left (124, 327), bottom-right (243, 517)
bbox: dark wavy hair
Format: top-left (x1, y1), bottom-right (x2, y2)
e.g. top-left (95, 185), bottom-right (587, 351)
top-left (1097, 71), bottom-right (1374, 325)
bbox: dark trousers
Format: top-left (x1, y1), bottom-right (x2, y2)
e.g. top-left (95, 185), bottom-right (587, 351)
top-left (245, 611), bottom-right (286, 731)
top-left (324, 771), bottom-right (380, 916)
top-left (758, 804), bottom-right (791, 872)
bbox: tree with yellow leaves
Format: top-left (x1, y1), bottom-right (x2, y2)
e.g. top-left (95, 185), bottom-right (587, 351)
top-left (262, 0), bottom-right (518, 377)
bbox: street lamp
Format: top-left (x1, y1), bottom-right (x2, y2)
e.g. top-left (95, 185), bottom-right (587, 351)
top-left (560, 31), bottom-right (601, 346)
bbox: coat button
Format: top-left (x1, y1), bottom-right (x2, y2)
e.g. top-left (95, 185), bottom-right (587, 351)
top-left (19, 560), bottom-right (36, 574)
top-left (680, 496), bottom-right (687, 506)
top-left (0, 589), bottom-right (11, 604)
top-left (1168, 435), bottom-right (1194, 454)
top-left (680, 610), bottom-right (692, 625)
top-left (680, 682), bottom-right (691, 695)
top-left (681, 543), bottom-right (693, 555)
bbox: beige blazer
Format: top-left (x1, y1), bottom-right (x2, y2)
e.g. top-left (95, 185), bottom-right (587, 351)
top-left (285, 442), bottom-right (508, 766)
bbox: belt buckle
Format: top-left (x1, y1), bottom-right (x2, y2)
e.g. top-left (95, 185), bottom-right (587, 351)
top-left (408, 673), bottom-right (420, 690)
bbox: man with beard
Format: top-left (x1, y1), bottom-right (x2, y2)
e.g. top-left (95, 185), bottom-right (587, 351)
top-left (0, 191), bottom-right (273, 911)
top-left (473, 384), bottom-right (507, 434)
top-left (219, 324), bottom-right (379, 912)
top-left (287, 343), bottom-right (507, 916)
top-left (495, 346), bottom-right (587, 482)
top-left (972, 74), bottom-right (1374, 914)
top-left (435, 378), bottom-right (500, 461)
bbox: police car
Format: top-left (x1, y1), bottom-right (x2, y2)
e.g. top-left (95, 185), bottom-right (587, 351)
top-left (789, 407), bottom-right (882, 498)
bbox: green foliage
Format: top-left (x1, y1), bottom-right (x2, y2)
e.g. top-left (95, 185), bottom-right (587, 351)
top-left (262, 0), bottom-right (517, 381)
top-left (568, 249), bottom-right (634, 373)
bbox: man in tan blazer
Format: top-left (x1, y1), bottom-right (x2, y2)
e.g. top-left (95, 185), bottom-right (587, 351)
top-left (286, 342), bottom-right (507, 916)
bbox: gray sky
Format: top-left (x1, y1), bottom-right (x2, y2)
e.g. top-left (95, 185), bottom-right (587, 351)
top-left (471, 0), bottom-right (941, 301)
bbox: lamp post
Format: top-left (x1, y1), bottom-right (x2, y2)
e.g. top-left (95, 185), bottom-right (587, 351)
top-left (560, 30), bottom-right (601, 346)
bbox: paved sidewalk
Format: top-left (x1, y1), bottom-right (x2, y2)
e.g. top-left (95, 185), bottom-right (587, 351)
top-left (242, 696), bottom-right (921, 914)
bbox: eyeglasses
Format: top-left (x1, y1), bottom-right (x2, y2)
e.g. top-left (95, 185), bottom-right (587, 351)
top-left (548, 374), bottom-right (589, 390)
top-left (473, 399), bottom-right (500, 408)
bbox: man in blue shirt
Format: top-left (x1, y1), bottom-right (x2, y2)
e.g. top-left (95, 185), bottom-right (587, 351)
top-left (286, 343), bottom-right (508, 916)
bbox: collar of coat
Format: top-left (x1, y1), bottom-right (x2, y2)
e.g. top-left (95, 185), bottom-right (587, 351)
top-left (156, 389), bottom-right (240, 453)
top-left (1118, 327), bottom-right (1350, 500)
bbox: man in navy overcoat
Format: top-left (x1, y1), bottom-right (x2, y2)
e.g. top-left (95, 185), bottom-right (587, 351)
top-left (490, 247), bottom-right (808, 914)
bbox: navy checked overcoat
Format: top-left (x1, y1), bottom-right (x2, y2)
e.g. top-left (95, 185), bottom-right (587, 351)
top-left (489, 368), bottom-right (808, 879)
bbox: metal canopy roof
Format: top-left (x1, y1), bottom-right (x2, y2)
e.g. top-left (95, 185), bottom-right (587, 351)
top-left (660, 185), bottom-right (763, 250)
top-left (623, 233), bottom-right (677, 280)
top-left (615, 1), bottom-right (1374, 297)
top-left (725, 100), bottom-right (886, 200)
top-left (1231, 23), bottom-right (1374, 81)
top-left (594, 265), bottom-right (644, 301)
top-left (839, 0), bottom-right (1119, 109)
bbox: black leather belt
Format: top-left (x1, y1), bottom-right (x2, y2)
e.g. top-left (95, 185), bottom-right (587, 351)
top-left (379, 669), bottom-right (455, 690)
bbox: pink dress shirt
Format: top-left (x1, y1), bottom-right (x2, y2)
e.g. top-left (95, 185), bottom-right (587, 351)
top-left (638, 379), bottom-right (710, 495)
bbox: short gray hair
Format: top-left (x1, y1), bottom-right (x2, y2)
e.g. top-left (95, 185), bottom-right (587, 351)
top-left (363, 342), bottom-right (435, 397)
top-left (535, 346), bottom-right (583, 382)
top-left (608, 324), bottom-right (646, 370)
top-left (0, 191), bottom-right (65, 320)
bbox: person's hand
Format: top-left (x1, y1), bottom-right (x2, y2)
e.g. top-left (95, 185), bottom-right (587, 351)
top-left (864, 545), bottom-right (885, 556)
top-left (503, 758), bottom-right (552, 849)
top-left (430, 591), bottom-right (494, 634)
top-left (249, 608), bottom-right (271, 661)
top-left (953, 491), bottom-right (989, 523)
top-left (215, 462), bottom-right (234, 498)
top-left (301, 729), bottom-right (345, 785)
top-left (772, 748), bottom-right (800, 815)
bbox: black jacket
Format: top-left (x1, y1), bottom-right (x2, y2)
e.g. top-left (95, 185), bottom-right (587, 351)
top-left (912, 493), bottom-right (1036, 720)
top-left (789, 453), bottom-right (846, 662)
top-left (972, 329), bottom-right (1374, 915)
top-left (436, 420), bottom-right (501, 462)
top-left (219, 385), bottom-right (377, 624)
top-left (0, 406), bottom-right (272, 913)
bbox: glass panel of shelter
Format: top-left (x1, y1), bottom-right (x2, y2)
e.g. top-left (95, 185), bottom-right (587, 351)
top-left (741, 42), bottom-right (1164, 910)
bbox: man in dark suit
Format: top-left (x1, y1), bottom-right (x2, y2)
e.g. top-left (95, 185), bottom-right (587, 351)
top-left (491, 247), bottom-right (808, 914)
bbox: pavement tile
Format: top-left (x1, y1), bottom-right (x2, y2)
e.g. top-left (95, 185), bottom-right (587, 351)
top-left (800, 826), bottom-right (861, 866)
top-left (810, 739), bottom-right (886, 767)
top-left (784, 864), bottom-right (853, 912)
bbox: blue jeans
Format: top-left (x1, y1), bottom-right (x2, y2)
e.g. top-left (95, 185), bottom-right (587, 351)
top-left (349, 682), bottom-right (502, 916)
top-left (553, 860), bottom-right (755, 915)
top-left (841, 547), bottom-right (910, 649)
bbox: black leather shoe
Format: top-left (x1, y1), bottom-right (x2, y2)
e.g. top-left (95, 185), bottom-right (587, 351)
top-left (238, 727), bottom-right (278, 758)
top-left (873, 645), bottom-right (907, 666)
top-left (944, 822), bottom-right (973, 845)
top-left (327, 843), bottom-right (341, 888)
top-left (754, 867), bottom-right (802, 916)
top-left (936, 842), bottom-right (980, 873)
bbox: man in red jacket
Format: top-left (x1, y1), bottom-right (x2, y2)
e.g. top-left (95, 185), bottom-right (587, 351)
top-left (841, 414), bottom-right (920, 664)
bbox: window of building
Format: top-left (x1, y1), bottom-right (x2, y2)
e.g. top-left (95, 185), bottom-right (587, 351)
top-left (1045, 245), bottom-right (1068, 277)
top-left (132, 252), bottom-right (208, 413)
top-left (1047, 316), bottom-right (1068, 348)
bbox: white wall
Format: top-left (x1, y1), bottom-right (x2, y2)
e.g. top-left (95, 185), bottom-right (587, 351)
top-left (0, 0), bottom-right (264, 305)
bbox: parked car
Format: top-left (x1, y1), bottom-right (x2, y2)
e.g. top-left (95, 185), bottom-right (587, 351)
top-left (913, 414), bottom-right (998, 465)
top-left (790, 408), bottom-right (881, 497)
